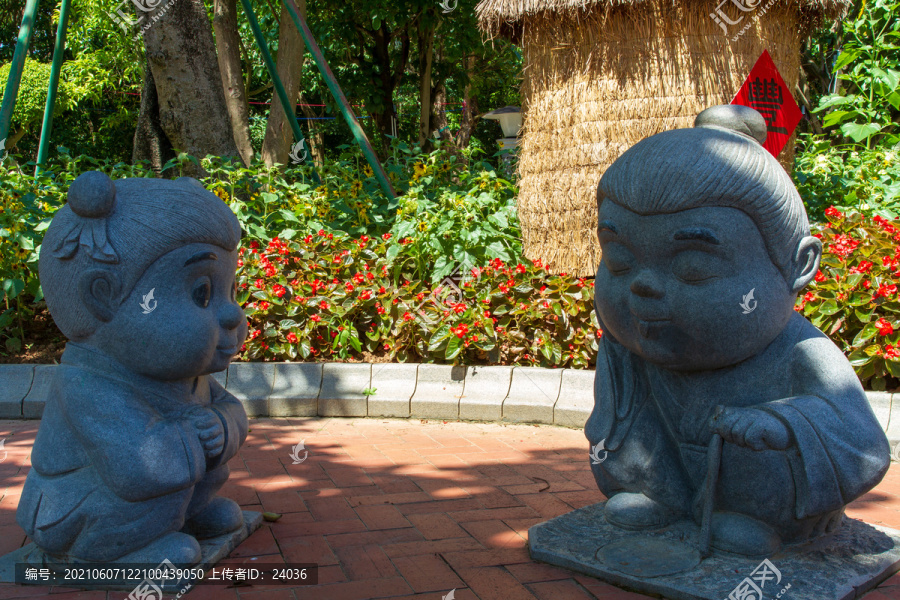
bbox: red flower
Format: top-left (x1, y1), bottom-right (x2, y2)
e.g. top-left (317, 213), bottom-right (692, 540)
top-left (264, 265), bottom-right (277, 277)
top-left (286, 332), bottom-right (298, 343)
top-left (376, 305), bottom-right (386, 315)
top-left (804, 291), bottom-right (816, 302)
top-left (877, 318), bottom-right (894, 336)
top-left (850, 261), bottom-right (874, 274)
top-left (258, 301), bottom-right (270, 310)
top-left (378, 286), bottom-right (386, 294)
top-left (249, 241), bottom-right (260, 249)
top-left (272, 284), bottom-right (287, 298)
top-left (827, 234), bottom-right (859, 259)
top-left (318, 229), bottom-right (325, 236)
top-left (255, 278), bottom-right (265, 289)
top-left (885, 344), bottom-right (900, 360)
top-left (320, 300), bottom-right (329, 310)
top-left (403, 312), bottom-right (414, 321)
top-left (382, 233), bottom-right (392, 240)
top-left (451, 323), bottom-right (470, 338)
top-left (876, 284), bottom-right (898, 298)
top-left (596, 329), bottom-right (603, 338)
top-left (825, 207), bottom-right (844, 220)
top-left (311, 314), bottom-right (321, 322)
top-left (359, 290), bottom-right (372, 301)
top-left (814, 270), bottom-right (827, 282)
top-left (249, 329), bottom-right (261, 339)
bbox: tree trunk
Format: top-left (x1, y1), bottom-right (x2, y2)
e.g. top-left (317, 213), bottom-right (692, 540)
top-left (298, 93), bottom-right (326, 166)
top-left (213, 0), bottom-right (253, 165)
top-left (367, 24), bottom-right (408, 153)
top-left (456, 55), bottom-right (478, 150)
top-left (261, 0), bottom-right (307, 168)
top-left (133, 0), bottom-right (240, 173)
top-left (132, 59), bottom-right (174, 173)
top-left (417, 20), bottom-right (435, 145)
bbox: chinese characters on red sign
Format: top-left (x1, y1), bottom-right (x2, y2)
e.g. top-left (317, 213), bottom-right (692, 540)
top-left (731, 50), bottom-right (802, 157)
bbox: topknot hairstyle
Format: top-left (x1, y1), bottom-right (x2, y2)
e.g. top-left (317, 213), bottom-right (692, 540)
top-left (39, 172), bottom-right (242, 340)
top-left (597, 105), bottom-right (811, 273)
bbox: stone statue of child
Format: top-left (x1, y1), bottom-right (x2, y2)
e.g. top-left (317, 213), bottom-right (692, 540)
top-left (17, 172), bottom-right (249, 566)
top-left (586, 105), bottom-right (891, 556)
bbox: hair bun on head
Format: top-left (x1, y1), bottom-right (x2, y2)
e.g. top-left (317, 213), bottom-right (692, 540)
top-left (694, 105), bottom-right (768, 145)
top-left (67, 171), bottom-right (117, 218)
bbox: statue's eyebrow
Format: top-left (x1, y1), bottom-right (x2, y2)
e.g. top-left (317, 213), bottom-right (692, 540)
top-left (184, 251), bottom-right (219, 267)
top-left (598, 220), bottom-right (618, 234)
top-left (673, 227), bottom-right (720, 245)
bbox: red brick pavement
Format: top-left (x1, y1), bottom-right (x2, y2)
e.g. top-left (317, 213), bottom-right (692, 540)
top-left (1, 417), bottom-right (900, 600)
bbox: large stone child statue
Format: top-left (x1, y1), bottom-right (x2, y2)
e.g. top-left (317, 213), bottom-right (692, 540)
top-left (585, 105), bottom-right (891, 557)
top-left (17, 172), bottom-right (250, 566)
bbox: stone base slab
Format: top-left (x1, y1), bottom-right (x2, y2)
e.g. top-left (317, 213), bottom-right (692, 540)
top-left (528, 502), bottom-right (900, 600)
top-left (0, 511), bottom-right (262, 592)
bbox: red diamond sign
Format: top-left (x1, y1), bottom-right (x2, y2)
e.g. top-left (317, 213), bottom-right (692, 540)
top-left (731, 50), bottom-right (802, 158)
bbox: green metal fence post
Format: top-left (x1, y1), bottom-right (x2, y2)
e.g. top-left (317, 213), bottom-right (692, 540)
top-left (238, 0), bottom-right (320, 184)
top-left (35, 0), bottom-right (72, 175)
top-left (0, 0), bottom-right (41, 151)
top-left (280, 0), bottom-right (397, 201)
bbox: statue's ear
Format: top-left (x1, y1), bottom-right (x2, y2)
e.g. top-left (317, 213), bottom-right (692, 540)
top-left (79, 269), bottom-right (122, 323)
top-left (788, 236), bottom-right (823, 294)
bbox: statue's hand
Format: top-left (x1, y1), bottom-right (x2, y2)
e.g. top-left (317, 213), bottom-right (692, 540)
top-left (184, 406), bottom-right (225, 459)
top-left (710, 407), bottom-right (791, 451)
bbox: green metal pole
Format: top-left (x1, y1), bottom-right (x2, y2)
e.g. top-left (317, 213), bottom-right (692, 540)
top-left (280, 0), bottom-right (397, 200)
top-left (35, 0), bottom-right (72, 175)
top-left (0, 0), bottom-right (41, 150)
top-left (238, 0), bottom-right (320, 183)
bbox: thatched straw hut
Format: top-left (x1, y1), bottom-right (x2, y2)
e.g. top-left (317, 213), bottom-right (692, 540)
top-left (477, 0), bottom-right (850, 276)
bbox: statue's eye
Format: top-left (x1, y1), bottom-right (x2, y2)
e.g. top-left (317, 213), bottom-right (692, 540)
top-left (602, 244), bottom-right (634, 275)
top-left (192, 279), bottom-right (211, 308)
top-left (672, 252), bottom-right (720, 283)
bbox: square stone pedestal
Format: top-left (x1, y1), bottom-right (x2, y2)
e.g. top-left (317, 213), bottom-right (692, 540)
top-left (529, 502), bottom-right (900, 600)
top-left (0, 510), bottom-right (263, 593)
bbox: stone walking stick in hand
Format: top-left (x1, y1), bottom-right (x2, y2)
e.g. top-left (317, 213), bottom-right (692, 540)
top-left (699, 407), bottom-right (725, 558)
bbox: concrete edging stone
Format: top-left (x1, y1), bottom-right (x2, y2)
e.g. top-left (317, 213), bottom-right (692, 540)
top-left (4, 363), bottom-right (900, 454)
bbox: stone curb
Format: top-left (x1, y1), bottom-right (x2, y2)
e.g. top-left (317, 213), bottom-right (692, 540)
top-left (4, 363), bottom-right (900, 444)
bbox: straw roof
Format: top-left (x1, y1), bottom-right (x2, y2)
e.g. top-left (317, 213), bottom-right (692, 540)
top-left (477, 0), bottom-right (851, 38)
top-left (494, 1), bottom-right (811, 275)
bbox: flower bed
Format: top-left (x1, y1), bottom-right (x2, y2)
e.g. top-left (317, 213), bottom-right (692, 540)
top-left (238, 233), bottom-right (600, 368)
top-left (799, 208), bottom-right (900, 389)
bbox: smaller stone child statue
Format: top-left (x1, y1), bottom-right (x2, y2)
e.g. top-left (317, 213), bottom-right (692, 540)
top-left (17, 172), bottom-right (249, 566)
top-left (586, 105), bottom-right (891, 557)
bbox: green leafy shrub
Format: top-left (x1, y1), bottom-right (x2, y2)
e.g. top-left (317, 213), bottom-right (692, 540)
top-left (798, 207), bottom-right (900, 389)
top-left (793, 136), bottom-right (900, 221)
top-left (810, 0), bottom-right (899, 148)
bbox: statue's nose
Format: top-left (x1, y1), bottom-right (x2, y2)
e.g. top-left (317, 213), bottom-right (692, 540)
top-left (218, 302), bottom-right (244, 330)
top-left (630, 269), bottom-right (664, 299)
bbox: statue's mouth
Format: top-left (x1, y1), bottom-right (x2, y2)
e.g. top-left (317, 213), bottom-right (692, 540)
top-left (216, 345), bottom-right (238, 355)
